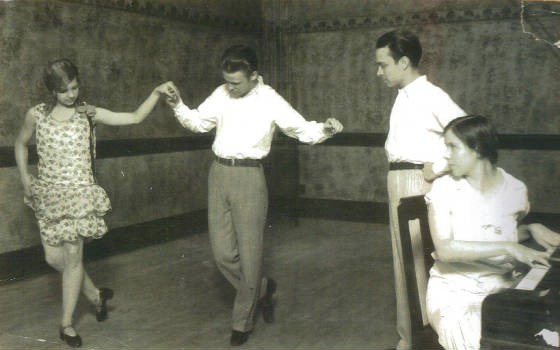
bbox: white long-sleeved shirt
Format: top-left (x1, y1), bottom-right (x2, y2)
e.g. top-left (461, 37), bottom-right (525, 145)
top-left (385, 75), bottom-right (466, 173)
top-left (173, 77), bottom-right (331, 159)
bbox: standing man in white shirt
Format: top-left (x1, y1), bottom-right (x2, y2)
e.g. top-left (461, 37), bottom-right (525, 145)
top-left (375, 30), bottom-right (466, 350)
top-left (163, 45), bottom-right (343, 346)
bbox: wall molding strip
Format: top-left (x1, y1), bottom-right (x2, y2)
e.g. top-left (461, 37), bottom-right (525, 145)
top-left (498, 134), bottom-right (560, 150)
top-left (0, 135), bottom-right (214, 168)
top-left (284, 132), bottom-right (560, 150)
top-left (2, 133), bottom-right (559, 168)
top-left (59, 0), bottom-right (260, 33)
top-left (284, 4), bottom-right (558, 33)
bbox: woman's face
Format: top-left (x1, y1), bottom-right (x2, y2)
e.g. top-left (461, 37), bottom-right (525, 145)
top-left (54, 78), bottom-right (80, 107)
top-left (444, 130), bottom-right (479, 177)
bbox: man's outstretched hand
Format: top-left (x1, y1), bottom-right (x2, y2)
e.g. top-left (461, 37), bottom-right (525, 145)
top-left (324, 118), bottom-right (344, 135)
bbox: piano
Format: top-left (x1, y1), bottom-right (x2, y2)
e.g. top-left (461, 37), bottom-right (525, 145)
top-left (481, 248), bottom-right (560, 349)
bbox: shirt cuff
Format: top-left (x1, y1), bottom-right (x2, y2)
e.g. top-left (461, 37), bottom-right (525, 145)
top-left (173, 102), bottom-right (191, 116)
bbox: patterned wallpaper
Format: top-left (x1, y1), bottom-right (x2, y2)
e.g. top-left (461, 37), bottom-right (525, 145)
top-left (0, 0), bottom-right (260, 146)
top-left (75, 0), bottom-right (262, 32)
top-left (0, 0), bottom-right (259, 253)
top-left (288, 18), bottom-right (560, 134)
top-left (1, 0), bottom-right (558, 253)
top-left (277, 4), bottom-right (560, 212)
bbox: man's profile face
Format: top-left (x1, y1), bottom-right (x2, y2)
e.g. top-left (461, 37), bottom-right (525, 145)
top-left (375, 46), bottom-right (404, 88)
top-left (223, 70), bottom-right (258, 98)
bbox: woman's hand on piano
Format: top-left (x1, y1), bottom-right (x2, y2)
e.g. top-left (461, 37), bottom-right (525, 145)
top-left (507, 242), bottom-right (551, 268)
top-left (528, 223), bottom-right (560, 253)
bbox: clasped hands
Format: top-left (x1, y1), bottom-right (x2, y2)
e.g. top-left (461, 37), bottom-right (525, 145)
top-left (155, 81), bottom-right (344, 136)
top-left (323, 118), bottom-right (343, 136)
top-left (154, 81), bottom-right (182, 108)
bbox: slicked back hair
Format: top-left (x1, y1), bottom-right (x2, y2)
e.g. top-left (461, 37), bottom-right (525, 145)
top-left (376, 30), bottom-right (422, 67)
top-left (221, 45), bottom-right (258, 77)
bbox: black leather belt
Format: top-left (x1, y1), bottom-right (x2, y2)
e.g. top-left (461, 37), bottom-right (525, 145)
top-left (389, 162), bottom-right (424, 171)
top-left (215, 155), bottom-right (261, 167)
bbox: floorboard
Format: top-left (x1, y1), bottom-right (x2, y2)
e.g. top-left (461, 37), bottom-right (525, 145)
top-left (0, 218), bottom-right (397, 350)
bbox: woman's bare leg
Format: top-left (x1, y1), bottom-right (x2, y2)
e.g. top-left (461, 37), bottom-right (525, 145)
top-left (60, 241), bottom-right (84, 335)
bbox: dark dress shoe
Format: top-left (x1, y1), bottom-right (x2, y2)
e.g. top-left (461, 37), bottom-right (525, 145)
top-left (95, 287), bottom-right (114, 322)
top-left (230, 330), bottom-right (251, 346)
top-left (59, 326), bottom-right (82, 348)
top-left (260, 278), bottom-right (277, 323)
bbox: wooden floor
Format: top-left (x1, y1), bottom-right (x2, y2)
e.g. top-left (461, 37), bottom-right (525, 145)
top-left (0, 218), bottom-right (397, 350)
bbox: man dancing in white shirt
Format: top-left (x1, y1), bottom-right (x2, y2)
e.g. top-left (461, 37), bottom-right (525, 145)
top-left (375, 30), bottom-right (466, 350)
top-left (163, 45), bottom-right (343, 346)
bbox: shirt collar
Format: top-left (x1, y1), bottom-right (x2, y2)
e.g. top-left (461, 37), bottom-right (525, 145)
top-left (398, 75), bottom-right (427, 96)
top-left (238, 75), bottom-right (264, 99)
top-left (246, 75), bottom-right (264, 97)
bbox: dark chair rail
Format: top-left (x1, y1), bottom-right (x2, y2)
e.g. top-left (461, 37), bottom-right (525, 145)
top-left (1, 133), bottom-right (559, 168)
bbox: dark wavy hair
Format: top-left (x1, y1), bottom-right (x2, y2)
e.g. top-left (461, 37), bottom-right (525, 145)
top-left (376, 30), bottom-right (422, 67)
top-left (221, 45), bottom-right (258, 77)
top-left (444, 115), bottom-right (499, 165)
top-left (44, 58), bottom-right (80, 93)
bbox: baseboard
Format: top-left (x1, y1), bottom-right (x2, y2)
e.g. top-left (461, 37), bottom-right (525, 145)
top-left (0, 205), bottom-right (295, 284)
top-left (2, 199), bottom-right (558, 284)
top-left (296, 197), bottom-right (390, 224)
top-left (0, 209), bottom-right (208, 284)
top-left (294, 197), bottom-right (560, 230)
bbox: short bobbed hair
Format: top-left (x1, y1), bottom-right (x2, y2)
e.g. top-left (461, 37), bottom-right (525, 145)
top-left (376, 30), bottom-right (422, 67)
top-left (444, 115), bottom-right (499, 165)
top-left (221, 45), bottom-right (258, 76)
top-left (44, 58), bottom-right (80, 93)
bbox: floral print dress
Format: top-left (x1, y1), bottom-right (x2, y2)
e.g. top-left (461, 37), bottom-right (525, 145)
top-left (25, 103), bottom-right (111, 246)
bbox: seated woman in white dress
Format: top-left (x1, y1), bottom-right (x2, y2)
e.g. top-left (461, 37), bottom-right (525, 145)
top-left (425, 115), bottom-right (560, 350)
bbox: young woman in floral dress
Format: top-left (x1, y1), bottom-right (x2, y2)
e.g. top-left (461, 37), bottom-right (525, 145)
top-left (14, 58), bottom-right (173, 348)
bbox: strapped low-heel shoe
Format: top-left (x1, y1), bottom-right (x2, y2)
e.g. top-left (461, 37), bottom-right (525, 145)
top-left (95, 287), bottom-right (114, 322)
top-left (59, 325), bottom-right (82, 348)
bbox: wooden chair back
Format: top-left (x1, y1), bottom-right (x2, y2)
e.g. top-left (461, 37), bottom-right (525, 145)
top-left (397, 195), bottom-right (442, 350)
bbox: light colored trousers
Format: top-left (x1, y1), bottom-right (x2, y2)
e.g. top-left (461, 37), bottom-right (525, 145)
top-left (387, 169), bottom-right (431, 350)
top-left (208, 161), bottom-right (268, 332)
